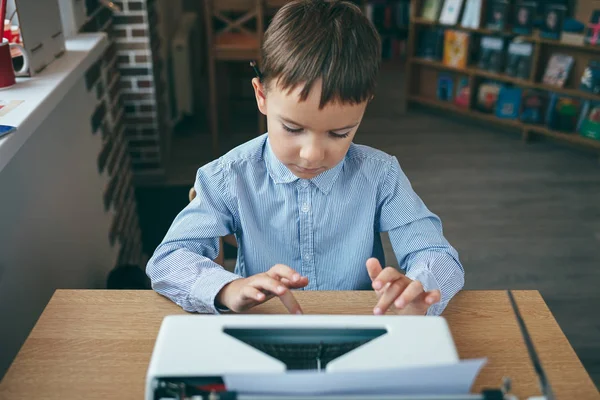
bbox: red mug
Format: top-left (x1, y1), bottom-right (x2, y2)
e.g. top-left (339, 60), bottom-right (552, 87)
top-left (0, 38), bottom-right (29, 89)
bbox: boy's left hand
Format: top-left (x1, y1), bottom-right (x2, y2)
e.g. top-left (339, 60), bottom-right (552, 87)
top-left (366, 258), bottom-right (441, 316)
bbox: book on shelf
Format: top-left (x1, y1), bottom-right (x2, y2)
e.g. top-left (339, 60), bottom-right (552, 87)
top-left (454, 76), bottom-right (471, 108)
top-left (417, 28), bottom-right (445, 60)
top-left (560, 32), bottom-right (585, 46)
top-left (485, 0), bottom-right (510, 31)
top-left (394, 0), bottom-right (411, 30)
top-left (477, 36), bottom-right (505, 73)
top-left (381, 35), bottom-right (407, 59)
top-left (578, 100), bottom-right (600, 140)
top-left (542, 53), bottom-right (574, 87)
top-left (365, 0), bottom-right (410, 60)
top-left (437, 74), bottom-right (454, 101)
top-left (584, 10), bottom-right (600, 46)
top-left (580, 60), bottom-right (600, 95)
top-left (439, 0), bottom-right (464, 26)
top-left (512, 1), bottom-right (536, 35)
top-left (546, 93), bottom-right (582, 132)
top-left (520, 89), bottom-right (547, 124)
top-left (443, 29), bottom-right (470, 68)
top-left (540, 4), bottom-right (566, 40)
top-left (421, 0), bottom-right (444, 22)
top-left (460, 0), bottom-right (481, 29)
top-left (476, 81), bottom-right (503, 113)
top-left (496, 86), bottom-right (523, 119)
top-left (504, 40), bottom-right (533, 79)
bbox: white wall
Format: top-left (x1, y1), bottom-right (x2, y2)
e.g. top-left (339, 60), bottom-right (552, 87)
top-left (0, 77), bottom-right (119, 380)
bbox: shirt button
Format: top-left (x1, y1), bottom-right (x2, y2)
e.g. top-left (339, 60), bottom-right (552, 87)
top-left (300, 180), bottom-right (309, 188)
top-left (304, 253), bottom-right (312, 261)
top-left (301, 203), bottom-right (310, 213)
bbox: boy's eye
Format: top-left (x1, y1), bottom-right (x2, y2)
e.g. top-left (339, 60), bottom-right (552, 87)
top-left (281, 123), bottom-right (350, 138)
top-left (282, 124), bottom-right (303, 133)
top-left (330, 131), bottom-right (350, 139)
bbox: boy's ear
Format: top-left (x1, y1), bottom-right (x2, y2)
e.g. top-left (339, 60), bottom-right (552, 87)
top-left (252, 78), bottom-right (267, 116)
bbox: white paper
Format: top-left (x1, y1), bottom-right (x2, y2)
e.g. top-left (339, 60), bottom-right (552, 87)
top-left (223, 359), bottom-right (487, 396)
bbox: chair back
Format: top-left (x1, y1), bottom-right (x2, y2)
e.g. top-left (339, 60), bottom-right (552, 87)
top-left (204, 0), bottom-right (264, 56)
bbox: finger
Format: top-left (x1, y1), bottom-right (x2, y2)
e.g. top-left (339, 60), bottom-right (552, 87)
top-left (394, 280), bottom-right (425, 309)
top-left (241, 285), bottom-right (267, 303)
top-left (267, 264), bottom-right (306, 284)
top-left (372, 266), bottom-right (406, 290)
top-left (251, 275), bottom-right (289, 297)
top-left (366, 258), bottom-right (383, 281)
top-left (374, 279), bottom-right (410, 315)
top-left (279, 290), bottom-right (303, 315)
top-left (425, 290), bottom-right (441, 305)
top-left (281, 276), bottom-right (309, 288)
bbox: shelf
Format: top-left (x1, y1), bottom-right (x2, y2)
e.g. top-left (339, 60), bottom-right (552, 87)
top-left (534, 83), bottom-right (600, 101)
top-left (412, 18), bottom-right (514, 36)
top-left (527, 125), bottom-right (600, 150)
top-left (413, 18), bottom-right (600, 54)
top-left (475, 69), bottom-right (532, 87)
top-left (405, 0), bottom-right (600, 156)
top-left (409, 58), bottom-right (600, 101)
top-left (408, 95), bottom-right (523, 129)
top-left (537, 37), bottom-right (600, 54)
top-left (408, 95), bottom-right (600, 151)
top-left (411, 58), bottom-right (474, 75)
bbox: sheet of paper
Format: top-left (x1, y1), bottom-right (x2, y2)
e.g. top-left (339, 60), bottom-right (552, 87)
top-left (0, 100), bottom-right (24, 118)
top-left (224, 358), bottom-right (487, 396)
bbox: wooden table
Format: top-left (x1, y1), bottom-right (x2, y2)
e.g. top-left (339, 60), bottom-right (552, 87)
top-left (0, 290), bottom-right (598, 399)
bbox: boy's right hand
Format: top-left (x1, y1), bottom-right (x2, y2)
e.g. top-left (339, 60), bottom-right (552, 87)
top-left (215, 264), bottom-right (308, 314)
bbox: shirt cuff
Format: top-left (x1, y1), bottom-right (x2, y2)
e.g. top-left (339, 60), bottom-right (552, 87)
top-left (190, 267), bottom-right (242, 314)
top-left (405, 265), bottom-right (440, 293)
top-left (405, 266), bottom-right (443, 316)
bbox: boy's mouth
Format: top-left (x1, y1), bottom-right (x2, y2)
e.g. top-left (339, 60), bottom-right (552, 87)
top-left (293, 165), bottom-right (324, 175)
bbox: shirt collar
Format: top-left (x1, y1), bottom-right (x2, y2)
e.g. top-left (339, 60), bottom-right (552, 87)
top-left (264, 137), bottom-right (345, 195)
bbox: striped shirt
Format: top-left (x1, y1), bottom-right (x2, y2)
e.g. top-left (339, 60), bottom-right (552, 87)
top-left (146, 133), bottom-right (464, 315)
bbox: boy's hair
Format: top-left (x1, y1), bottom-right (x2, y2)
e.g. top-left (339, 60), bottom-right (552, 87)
top-left (261, 0), bottom-right (381, 109)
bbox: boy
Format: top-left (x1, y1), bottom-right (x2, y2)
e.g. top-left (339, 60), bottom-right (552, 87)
top-left (146, 0), bottom-right (464, 316)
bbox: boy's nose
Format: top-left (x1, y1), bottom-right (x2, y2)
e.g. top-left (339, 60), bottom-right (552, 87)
top-left (299, 141), bottom-right (325, 165)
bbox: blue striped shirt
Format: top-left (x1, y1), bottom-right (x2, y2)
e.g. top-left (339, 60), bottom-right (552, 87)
top-left (146, 133), bottom-right (464, 315)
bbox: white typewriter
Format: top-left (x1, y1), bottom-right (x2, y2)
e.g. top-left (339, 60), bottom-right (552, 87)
top-left (146, 292), bottom-right (551, 400)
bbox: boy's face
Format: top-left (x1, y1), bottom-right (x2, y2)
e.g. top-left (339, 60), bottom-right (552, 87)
top-left (253, 78), bottom-right (368, 179)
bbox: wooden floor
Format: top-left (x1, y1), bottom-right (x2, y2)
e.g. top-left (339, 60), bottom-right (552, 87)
top-left (138, 63), bottom-right (600, 389)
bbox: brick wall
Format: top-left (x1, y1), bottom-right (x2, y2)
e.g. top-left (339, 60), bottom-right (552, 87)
top-left (81, 2), bottom-right (145, 267)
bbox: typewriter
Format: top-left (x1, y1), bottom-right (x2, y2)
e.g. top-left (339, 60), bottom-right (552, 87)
top-left (146, 291), bottom-right (552, 400)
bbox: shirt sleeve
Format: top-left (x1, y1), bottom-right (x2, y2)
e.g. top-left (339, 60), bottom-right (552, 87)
top-left (377, 156), bottom-right (465, 316)
top-left (145, 158), bottom-right (242, 314)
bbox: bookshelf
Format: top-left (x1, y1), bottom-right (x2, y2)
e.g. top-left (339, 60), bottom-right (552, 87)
top-left (409, 95), bottom-right (600, 149)
top-left (405, 0), bottom-right (600, 153)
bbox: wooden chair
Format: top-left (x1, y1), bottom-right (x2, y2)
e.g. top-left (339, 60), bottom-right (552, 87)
top-left (188, 187), bottom-right (238, 270)
top-left (203, 0), bottom-right (267, 157)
